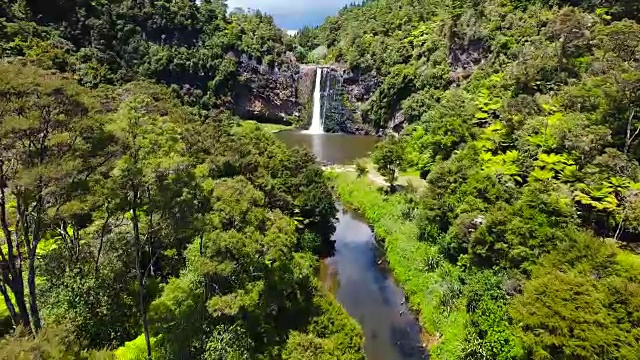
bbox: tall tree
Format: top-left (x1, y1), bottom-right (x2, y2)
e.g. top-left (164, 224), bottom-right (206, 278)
top-left (0, 64), bottom-right (91, 333)
top-left (107, 94), bottom-right (188, 359)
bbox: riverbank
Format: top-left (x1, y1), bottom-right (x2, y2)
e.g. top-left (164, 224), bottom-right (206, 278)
top-left (324, 163), bottom-right (426, 189)
top-left (328, 171), bottom-right (467, 359)
top-left (238, 120), bottom-right (294, 133)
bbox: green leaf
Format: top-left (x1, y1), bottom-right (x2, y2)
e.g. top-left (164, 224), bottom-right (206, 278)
top-left (530, 168), bottom-right (554, 182)
top-left (475, 112), bottom-right (490, 120)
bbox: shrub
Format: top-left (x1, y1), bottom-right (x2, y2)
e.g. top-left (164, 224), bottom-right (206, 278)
top-left (354, 158), bottom-right (369, 178)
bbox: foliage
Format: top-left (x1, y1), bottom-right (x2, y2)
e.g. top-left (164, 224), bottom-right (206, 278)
top-left (320, 2), bottom-right (640, 358)
top-left (372, 136), bottom-right (406, 187)
top-left (0, 326), bottom-right (110, 360)
top-left (0, 0), bottom-right (291, 110)
top-left (114, 335), bottom-right (164, 360)
top-left (511, 235), bottom-right (640, 359)
top-left (3, 0), bottom-right (640, 359)
top-left (354, 158), bottom-right (369, 178)
top-left (0, 62), bottom-right (360, 358)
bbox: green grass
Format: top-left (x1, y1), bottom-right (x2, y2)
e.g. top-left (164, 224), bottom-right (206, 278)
top-left (330, 172), bottom-right (468, 359)
top-left (238, 120), bottom-right (293, 133)
top-left (400, 168), bottom-right (422, 178)
top-left (0, 301), bottom-right (8, 318)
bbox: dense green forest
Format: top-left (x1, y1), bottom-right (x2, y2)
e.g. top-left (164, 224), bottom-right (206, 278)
top-left (304, 0), bottom-right (640, 359)
top-left (0, 0), bottom-right (364, 359)
top-left (0, 0), bottom-right (293, 110)
top-left (4, 0), bottom-right (640, 359)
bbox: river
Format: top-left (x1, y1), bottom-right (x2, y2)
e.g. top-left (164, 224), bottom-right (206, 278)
top-left (277, 131), bottom-right (428, 360)
top-left (325, 208), bottom-right (428, 360)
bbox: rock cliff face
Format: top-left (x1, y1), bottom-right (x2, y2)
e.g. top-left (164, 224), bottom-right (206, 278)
top-left (231, 55), bottom-right (381, 134)
top-left (232, 54), bottom-right (301, 125)
top-left (297, 65), bottom-right (317, 127)
top-left (322, 67), bottom-right (378, 135)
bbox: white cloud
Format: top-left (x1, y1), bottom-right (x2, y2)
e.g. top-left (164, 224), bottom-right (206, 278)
top-left (226, 0), bottom-right (348, 15)
top-left (225, 0), bottom-right (359, 29)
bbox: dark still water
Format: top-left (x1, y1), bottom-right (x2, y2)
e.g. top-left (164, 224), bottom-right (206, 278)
top-left (275, 131), bottom-right (379, 164)
top-left (322, 208), bottom-right (428, 360)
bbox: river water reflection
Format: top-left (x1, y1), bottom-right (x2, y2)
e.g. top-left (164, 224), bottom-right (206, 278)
top-left (275, 131), bottom-right (379, 164)
top-left (324, 208), bottom-right (428, 360)
top-left (276, 131), bottom-right (428, 359)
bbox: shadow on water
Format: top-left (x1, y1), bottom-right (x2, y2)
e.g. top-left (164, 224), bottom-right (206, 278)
top-left (322, 207), bottom-right (429, 360)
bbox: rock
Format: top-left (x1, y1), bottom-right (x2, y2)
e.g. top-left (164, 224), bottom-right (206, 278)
top-left (388, 110), bottom-right (407, 133)
top-left (322, 67), bottom-right (378, 135)
top-left (343, 69), bottom-right (381, 103)
top-left (231, 53), bottom-right (301, 124)
top-left (230, 56), bottom-right (381, 134)
top-left (297, 65), bottom-right (317, 127)
top-left (472, 215), bottom-right (485, 226)
top-left (448, 36), bottom-right (486, 82)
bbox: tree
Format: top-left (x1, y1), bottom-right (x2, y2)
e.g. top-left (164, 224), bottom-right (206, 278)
top-left (372, 136), bottom-right (406, 188)
top-left (511, 234), bottom-right (640, 359)
top-left (106, 94), bottom-right (188, 359)
top-left (0, 64), bottom-right (93, 333)
top-left (354, 158), bottom-right (369, 178)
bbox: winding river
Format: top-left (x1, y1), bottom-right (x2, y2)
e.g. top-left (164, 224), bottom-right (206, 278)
top-left (277, 132), bottom-right (428, 360)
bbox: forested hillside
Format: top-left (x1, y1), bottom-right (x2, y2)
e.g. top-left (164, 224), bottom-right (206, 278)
top-left (4, 0), bottom-right (640, 359)
top-left (0, 1), bottom-right (364, 359)
top-left (305, 0), bottom-right (640, 359)
top-left (0, 0), bottom-right (295, 113)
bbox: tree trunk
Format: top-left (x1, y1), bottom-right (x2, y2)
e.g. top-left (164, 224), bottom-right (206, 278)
top-left (25, 193), bottom-right (43, 332)
top-left (624, 108), bottom-right (638, 155)
top-left (12, 280), bottom-right (31, 331)
top-left (2, 190), bottom-right (31, 331)
top-left (94, 208), bottom-right (111, 275)
top-left (26, 255), bottom-right (41, 332)
top-left (131, 188), bottom-right (152, 360)
top-left (140, 281), bottom-right (152, 360)
top-left (0, 282), bottom-right (17, 326)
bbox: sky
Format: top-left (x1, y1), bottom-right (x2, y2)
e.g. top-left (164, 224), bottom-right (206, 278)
top-left (226, 0), bottom-right (356, 30)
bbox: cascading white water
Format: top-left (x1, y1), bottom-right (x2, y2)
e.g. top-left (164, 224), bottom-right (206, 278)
top-left (304, 67), bottom-right (324, 134)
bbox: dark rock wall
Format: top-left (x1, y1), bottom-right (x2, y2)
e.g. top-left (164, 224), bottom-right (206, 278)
top-left (343, 69), bottom-right (381, 105)
top-left (232, 54), bottom-right (300, 125)
top-left (297, 65), bottom-right (317, 128)
top-left (322, 68), bottom-right (376, 135)
top-left (231, 56), bottom-right (380, 134)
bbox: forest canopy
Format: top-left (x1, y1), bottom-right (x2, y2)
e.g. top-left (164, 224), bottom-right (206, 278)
top-left (301, 0), bottom-right (640, 359)
top-left (3, 0), bottom-right (640, 359)
top-left (0, 0), bottom-right (364, 359)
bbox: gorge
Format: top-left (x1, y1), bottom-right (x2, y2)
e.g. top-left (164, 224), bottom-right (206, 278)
top-left (273, 62), bottom-right (427, 360)
top-left (3, 0), bottom-right (640, 359)
top-left (235, 60), bottom-right (381, 135)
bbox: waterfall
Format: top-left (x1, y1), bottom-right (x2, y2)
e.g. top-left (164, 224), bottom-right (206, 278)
top-left (304, 67), bottom-right (324, 134)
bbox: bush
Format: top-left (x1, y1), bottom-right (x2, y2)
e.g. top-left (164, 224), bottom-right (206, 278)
top-left (372, 136), bottom-right (406, 187)
top-left (510, 234), bottom-right (640, 359)
top-left (0, 326), bottom-right (110, 360)
top-left (354, 158), bottom-right (369, 178)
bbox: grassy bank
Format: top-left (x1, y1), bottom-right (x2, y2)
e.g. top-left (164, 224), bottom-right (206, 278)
top-left (238, 120), bottom-right (294, 133)
top-left (330, 172), bottom-right (467, 359)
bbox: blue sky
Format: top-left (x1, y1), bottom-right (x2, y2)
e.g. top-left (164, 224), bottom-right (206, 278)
top-left (226, 0), bottom-right (356, 30)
